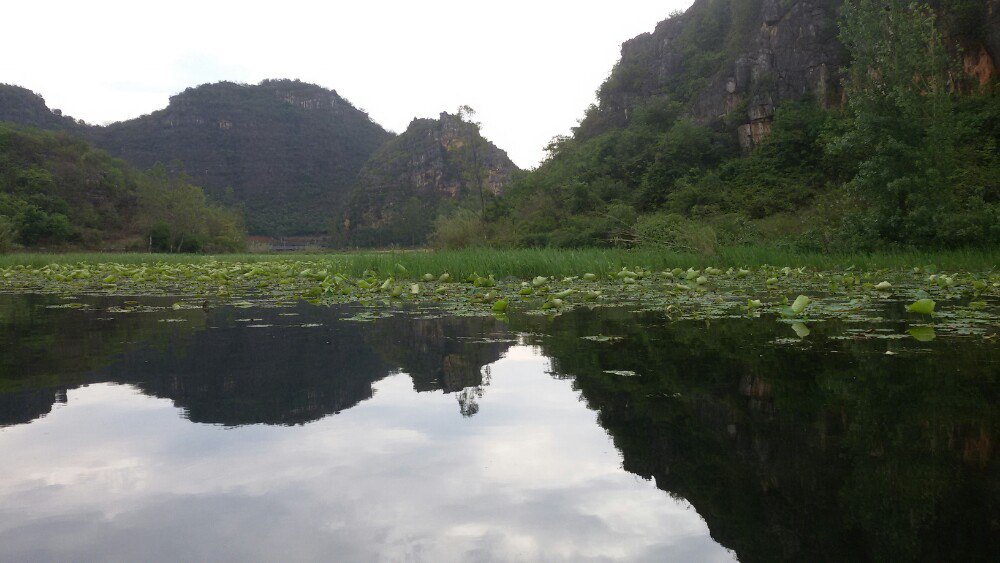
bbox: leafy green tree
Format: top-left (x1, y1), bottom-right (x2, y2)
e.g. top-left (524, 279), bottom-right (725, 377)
top-left (137, 166), bottom-right (245, 252)
top-left (830, 0), bottom-right (964, 244)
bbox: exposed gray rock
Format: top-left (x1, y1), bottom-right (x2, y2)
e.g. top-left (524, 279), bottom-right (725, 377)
top-left (348, 111), bottom-right (518, 234)
top-left (588, 0), bottom-right (997, 149)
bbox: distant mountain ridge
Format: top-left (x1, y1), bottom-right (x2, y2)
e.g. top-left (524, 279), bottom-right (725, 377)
top-left (0, 81), bottom-right (520, 240)
top-left (0, 80), bottom-right (393, 235)
top-left (97, 80), bottom-right (393, 235)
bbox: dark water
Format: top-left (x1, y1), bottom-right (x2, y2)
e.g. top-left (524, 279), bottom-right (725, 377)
top-left (0, 295), bottom-right (997, 562)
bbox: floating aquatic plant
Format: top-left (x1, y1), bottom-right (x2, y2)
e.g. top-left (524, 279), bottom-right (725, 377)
top-left (491, 299), bottom-right (508, 314)
top-left (791, 295), bottom-right (811, 315)
top-left (0, 257), bottom-right (995, 343)
top-left (907, 298), bottom-right (936, 315)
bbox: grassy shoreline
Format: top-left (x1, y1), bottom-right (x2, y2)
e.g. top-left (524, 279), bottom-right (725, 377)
top-left (1, 246), bottom-right (997, 277)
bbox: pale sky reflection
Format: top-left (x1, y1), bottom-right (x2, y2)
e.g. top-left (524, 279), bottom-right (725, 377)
top-left (0, 346), bottom-right (735, 562)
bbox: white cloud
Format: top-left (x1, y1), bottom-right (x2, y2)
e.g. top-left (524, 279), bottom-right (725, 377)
top-left (1, 0), bottom-right (693, 167)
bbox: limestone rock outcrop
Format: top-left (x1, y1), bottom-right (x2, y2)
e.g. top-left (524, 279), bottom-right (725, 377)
top-left (584, 0), bottom-right (998, 149)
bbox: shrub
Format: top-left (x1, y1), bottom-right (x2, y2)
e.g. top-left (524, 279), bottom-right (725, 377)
top-left (16, 207), bottom-right (75, 245)
top-left (633, 213), bottom-right (717, 255)
top-left (148, 222), bottom-right (172, 252)
top-left (0, 215), bottom-right (18, 253)
top-left (432, 209), bottom-right (488, 249)
top-left (710, 213), bottom-right (759, 246)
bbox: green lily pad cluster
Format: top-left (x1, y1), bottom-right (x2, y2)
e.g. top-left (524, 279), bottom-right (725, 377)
top-left (1, 259), bottom-right (998, 340)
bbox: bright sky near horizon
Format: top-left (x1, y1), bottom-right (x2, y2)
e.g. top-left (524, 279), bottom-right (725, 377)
top-left (2, 1), bottom-right (694, 168)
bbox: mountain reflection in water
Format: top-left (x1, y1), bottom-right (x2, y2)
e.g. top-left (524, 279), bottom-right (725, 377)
top-left (0, 294), bottom-right (996, 561)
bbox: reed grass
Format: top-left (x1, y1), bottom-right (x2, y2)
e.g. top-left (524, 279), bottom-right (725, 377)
top-left (1, 246), bottom-right (997, 278)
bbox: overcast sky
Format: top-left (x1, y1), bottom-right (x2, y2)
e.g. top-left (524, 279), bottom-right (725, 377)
top-left (2, 0), bottom-right (693, 168)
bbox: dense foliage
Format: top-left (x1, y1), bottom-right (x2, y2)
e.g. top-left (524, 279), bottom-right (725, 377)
top-left (0, 124), bottom-right (244, 252)
top-left (831, 0), bottom-right (1000, 248)
top-left (433, 0), bottom-right (998, 252)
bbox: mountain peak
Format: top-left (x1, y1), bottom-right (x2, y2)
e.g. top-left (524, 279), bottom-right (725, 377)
top-left (0, 83), bottom-right (86, 132)
top-left (341, 110), bottom-right (519, 246)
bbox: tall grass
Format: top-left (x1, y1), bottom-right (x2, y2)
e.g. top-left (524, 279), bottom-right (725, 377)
top-left (0, 246), bottom-right (997, 277)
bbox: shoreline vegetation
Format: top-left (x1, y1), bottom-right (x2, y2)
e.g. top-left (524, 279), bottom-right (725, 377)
top-left (1, 247), bottom-right (997, 274)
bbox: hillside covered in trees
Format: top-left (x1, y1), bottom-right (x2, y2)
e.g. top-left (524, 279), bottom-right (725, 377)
top-left (0, 81), bottom-right (519, 247)
top-left (0, 124), bottom-right (243, 252)
top-left (0, 80), bottom-right (393, 236)
top-left (437, 0), bottom-right (1000, 252)
top-left (2, 0), bottom-right (998, 252)
top-left (98, 80), bottom-right (393, 235)
top-left (0, 85), bottom-right (88, 134)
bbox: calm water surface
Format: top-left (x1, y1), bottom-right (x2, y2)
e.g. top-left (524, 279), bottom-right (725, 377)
top-left (0, 294), bottom-right (996, 561)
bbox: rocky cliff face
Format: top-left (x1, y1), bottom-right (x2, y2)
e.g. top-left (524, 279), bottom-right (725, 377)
top-left (357, 112), bottom-right (516, 203)
top-left (952, 0), bottom-right (1000, 84)
top-left (584, 0), bottom-right (999, 149)
top-left (343, 112), bottom-right (517, 245)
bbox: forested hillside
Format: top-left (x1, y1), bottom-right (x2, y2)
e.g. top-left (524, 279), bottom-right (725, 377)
top-left (0, 124), bottom-right (243, 252)
top-left (0, 84), bottom-right (87, 134)
top-left (2, 0), bottom-right (997, 251)
top-left (438, 0), bottom-right (999, 252)
top-left (0, 83), bottom-right (520, 246)
top-left (98, 80), bottom-right (392, 235)
top-left (0, 80), bottom-right (392, 236)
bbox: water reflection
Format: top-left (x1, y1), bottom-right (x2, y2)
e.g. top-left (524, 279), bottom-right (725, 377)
top-left (523, 308), bottom-right (999, 561)
top-left (0, 295), bottom-right (510, 426)
top-left (0, 295), bottom-right (996, 561)
top-left (0, 344), bottom-right (732, 560)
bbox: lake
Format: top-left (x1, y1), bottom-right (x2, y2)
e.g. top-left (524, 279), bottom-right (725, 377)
top-left (0, 294), bottom-right (996, 561)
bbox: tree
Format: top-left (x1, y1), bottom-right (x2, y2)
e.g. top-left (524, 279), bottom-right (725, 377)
top-left (137, 165), bottom-right (244, 252)
top-left (831, 0), bottom-right (963, 243)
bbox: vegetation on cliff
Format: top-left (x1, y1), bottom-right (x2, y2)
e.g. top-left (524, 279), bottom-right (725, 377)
top-left (337, 108), bottom-right (518, 247)
top-left (435, 0), bottom-right (999, 252)
top-left (0, 84), bottom-right (87, 133)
